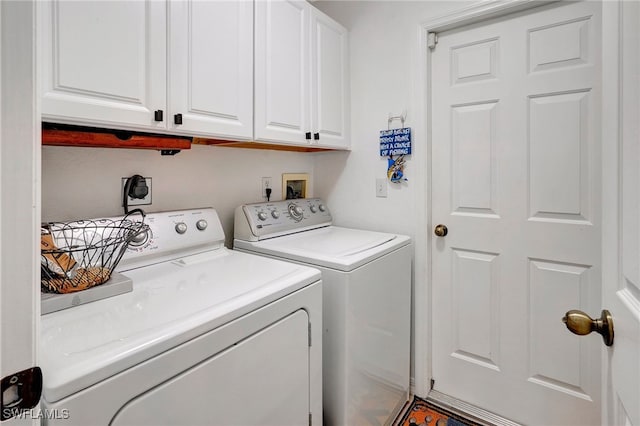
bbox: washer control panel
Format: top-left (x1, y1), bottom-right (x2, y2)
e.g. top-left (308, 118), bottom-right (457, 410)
top-left (234, 198), bottom-right (332, 241)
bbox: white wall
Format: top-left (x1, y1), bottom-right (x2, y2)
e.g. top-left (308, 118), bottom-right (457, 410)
top-left (313, 0), bottom-right (467, 233)
top-left (42, 145), bottom-right (317, 247)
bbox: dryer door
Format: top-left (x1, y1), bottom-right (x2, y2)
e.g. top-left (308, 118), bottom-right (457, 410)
top-left (111, 309), bottom-right (310, 426)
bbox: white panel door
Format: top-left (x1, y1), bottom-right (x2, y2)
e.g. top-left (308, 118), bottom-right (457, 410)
top-left (255, 0), bottom-right (311, 145)
top-left (602, 1), bottom-right (640, 425)
top-left (111, 310), bottom-right (310, 426)
top-left (40, 0), bottom-right (166, 130)
top-left (310, 10), bottom-right (349, 149)
top-left (431, 2), bottom-right (602, 424)
top-left (169, 0), bottom-right (253, 139)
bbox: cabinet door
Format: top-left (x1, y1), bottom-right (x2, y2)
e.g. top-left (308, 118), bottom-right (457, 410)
top-left (40, 0), bottom-right (166, 130)
top-left (169, 1), bottom-right (253, 139)
top-left (255, 0), bottom-right (311, 145)
top-left (311, 10), bottom-right (350, 149)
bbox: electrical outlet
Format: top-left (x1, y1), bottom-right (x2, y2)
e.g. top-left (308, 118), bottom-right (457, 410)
top-left (376, 178), bottom-right (387, 198)
top-left (122, 177), bottom-right (152, 207)
top-left (261, 177), bottom-right (272, 200)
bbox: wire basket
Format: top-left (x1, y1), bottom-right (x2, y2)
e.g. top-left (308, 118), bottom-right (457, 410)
top-left (41, 209), bottom-right (147, 294)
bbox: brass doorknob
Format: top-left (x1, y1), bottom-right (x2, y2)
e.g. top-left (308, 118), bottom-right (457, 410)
top-left (562, 309), bottom-right (614, 346)
top-left (434, 224), bottom-right (448, 237)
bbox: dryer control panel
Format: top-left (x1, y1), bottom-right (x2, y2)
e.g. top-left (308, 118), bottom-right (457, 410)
top-left (116, 208), bottom-right (225, 271)
top-left (234, 198), bottom-right (332, 241)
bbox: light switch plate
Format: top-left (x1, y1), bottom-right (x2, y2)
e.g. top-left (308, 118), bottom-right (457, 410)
top-left (376, 178), bottom-right (387, 198)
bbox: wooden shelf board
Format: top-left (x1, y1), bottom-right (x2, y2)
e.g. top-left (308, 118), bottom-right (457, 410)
top-left (193, 137), bottom-right (335, 152)
top-left (42, 129), bottom-right (192, 150)
top-left (41, 127), bottom-right (342, 153)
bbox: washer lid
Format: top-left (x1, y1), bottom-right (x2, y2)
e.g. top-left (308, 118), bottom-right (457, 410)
top-left (40, 249), bottom-right (320, 403)
top-left (234, 226), bottom-right (411, 272)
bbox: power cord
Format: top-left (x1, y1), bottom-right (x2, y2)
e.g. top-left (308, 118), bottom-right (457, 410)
top-left (266, 187), bottom-right (272, 202)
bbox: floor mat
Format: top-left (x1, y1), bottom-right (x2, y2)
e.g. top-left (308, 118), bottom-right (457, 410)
top-left (395, 397), bottom-right (481, 426)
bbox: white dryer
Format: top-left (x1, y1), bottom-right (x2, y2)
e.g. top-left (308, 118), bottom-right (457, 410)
top-left (234, 198), bottom-right (411, 426)
top-left (40, 208), bottom-right (322, 426)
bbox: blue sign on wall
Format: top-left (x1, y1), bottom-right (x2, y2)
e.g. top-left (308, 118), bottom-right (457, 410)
top-left (380, 127), bottom-right (411, 156)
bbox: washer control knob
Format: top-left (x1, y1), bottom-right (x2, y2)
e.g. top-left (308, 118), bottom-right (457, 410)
top-left (175, 222), bottom-right (188, 234)
top-left (196, 219), bottom-right (208, 231)
top-left (309, 205), bottom-right (317, 213)
top-left (258, 212), bottom-right (268, 221)
top-left (288, 203), bottom-right (304, 222)
top-left (318, 204), bottom-right (326, 212)
top-left (271, 210), bottom-right (280, 219)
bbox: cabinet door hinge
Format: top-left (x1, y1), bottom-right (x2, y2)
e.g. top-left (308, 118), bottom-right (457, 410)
top-left (427, 32), bottom-right (438, 50)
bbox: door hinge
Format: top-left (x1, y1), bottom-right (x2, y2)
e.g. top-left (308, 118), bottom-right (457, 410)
top-left (309, 412), bottom-right (313, 426)
top-left (1, 367), bottom-right (43, 421)
top-left (427, 32), bottom-right (438, 50)
top-left (308, 322), bottom-right (312, 347)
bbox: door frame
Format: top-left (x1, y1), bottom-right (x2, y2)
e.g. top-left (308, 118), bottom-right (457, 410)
top-left (0, 0), bottom-right (41, 424)
top-left (600, 1), bottom-right (639, 425)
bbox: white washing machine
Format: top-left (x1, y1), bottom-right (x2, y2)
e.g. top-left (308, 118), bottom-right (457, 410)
top-left (234, 198), bottom-right (411, 426)
top-left (40, 208), bottom-right (322, 426)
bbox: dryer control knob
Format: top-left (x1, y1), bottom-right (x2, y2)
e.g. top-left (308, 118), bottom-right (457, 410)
top-left (309, 205), bottom-right (317, 213)
top-left (175, 222), bottom-right (187, 234)
top-left (271, 210), bottom-right (280, 219)
top-left (129, 229), bottom-right (148, 246)
top-left (318, 204), bottom-right (326, 212)
top-left (294, 206), bottom-right (303, 215)
top-left (196, 219), bottom-right (208, 231)
top-left (258, 212), bottom-right (268, 221)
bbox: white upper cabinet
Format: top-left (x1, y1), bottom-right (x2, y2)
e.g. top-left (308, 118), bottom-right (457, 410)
top-left (311, 10), bottom-right (349, 149)
top-left (40, 0), bottom-right (166, 130)
top-left (40, 0), bottom-right (349, 149)
top-left (40, 0), bottom-right (253, 140)
top-left (254, 0), bottom-right (311, 145)
top-left (169, 1), bottom-right (253, 138)
top-left (255, 0), bottom-right (349, 149)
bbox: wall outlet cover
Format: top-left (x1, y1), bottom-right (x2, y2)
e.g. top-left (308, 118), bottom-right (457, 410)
top-left (121, 177), bottom-right (152, 207)
top-left (261, 177), bottom-right (272, 200)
